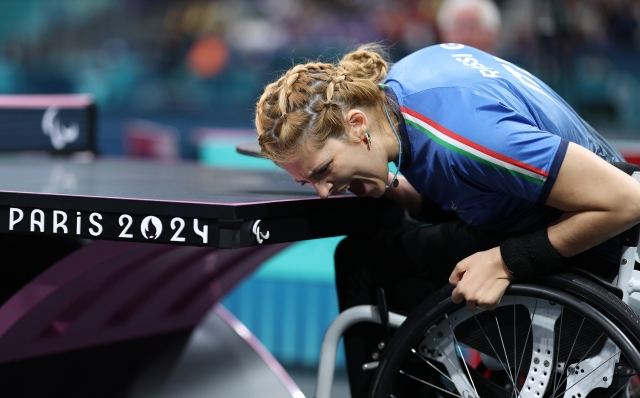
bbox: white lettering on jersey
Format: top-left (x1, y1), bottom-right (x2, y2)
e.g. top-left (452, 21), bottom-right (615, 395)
top-left (494, 56), bottom-right (557, 103)
top-left (440, 43), bottom-right (465, 50)
top-left (451, 54), bottom-right (501, 78)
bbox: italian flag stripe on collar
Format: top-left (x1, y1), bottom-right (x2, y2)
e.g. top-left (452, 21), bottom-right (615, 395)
top-left (401, 106), bottom-right (548, 186)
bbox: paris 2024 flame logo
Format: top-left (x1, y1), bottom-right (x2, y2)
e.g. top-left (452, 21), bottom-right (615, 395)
top-left (42, 106), bottom-right (80, 150)
top-left (141, 216), bottom-right (163, 240)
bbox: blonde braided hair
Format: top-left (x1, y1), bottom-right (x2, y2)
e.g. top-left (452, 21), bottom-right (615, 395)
top-left (255, 44), bottom-right (391, 164)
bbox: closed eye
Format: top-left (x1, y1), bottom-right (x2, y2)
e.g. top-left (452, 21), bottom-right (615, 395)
top-left (317, 163), bottom-right (330, 174)
top-left (295, 162), bottom-right (330, 186)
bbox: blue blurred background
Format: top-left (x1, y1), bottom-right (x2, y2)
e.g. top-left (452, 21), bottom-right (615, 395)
top-left (3, 0), bottom-right (640, 392)
top-left (2, 0), bottom-right (640, 157)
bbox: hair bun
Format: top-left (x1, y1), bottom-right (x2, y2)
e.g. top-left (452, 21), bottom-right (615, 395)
top-left (339, 44), bottom-right (389, 83)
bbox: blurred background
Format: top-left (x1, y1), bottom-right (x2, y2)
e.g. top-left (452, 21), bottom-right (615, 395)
top-left (2, 0), bottom-right (640, 396)
top-left (2, 0), bottom-right (640, 157)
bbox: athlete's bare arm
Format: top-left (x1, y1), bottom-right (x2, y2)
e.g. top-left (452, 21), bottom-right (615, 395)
top-left (450, 142), bottom-right (640, 311)
top-left (546, 143), bottom-right (640, 255)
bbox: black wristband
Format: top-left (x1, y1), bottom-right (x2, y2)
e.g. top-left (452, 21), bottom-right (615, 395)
top-left (500, 228), bottom-right (567, 280)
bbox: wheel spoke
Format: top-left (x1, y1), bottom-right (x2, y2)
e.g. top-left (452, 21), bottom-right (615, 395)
top-left (471, 312), bottom-right (514, 381)
top-left (551, 318), bottom-right (584, 397)
top-left (551, 332), bottom-right (605, 398)
top-left (399, 370), bottom-right (464, 398)
top-left (492, 312), bottom-right (519, 396)
top-left (431, 337), bottom-right (481, 398)
top-left (551, 318), bottom-right (585, 398)
top-left (552, 350), bottom-right (621, 398)
top-left (552, 307), bottom-right (564, 395)
top-left (445, 314), bottom-right (480, 397)
top-left (515, 299), bottom-right (538, 382)
top-left (411, 348), bottom-right (480, 396)
top-left (513, 301), bottom-right (517, 398)
top-left (606, 383), bottom-right (627, 398)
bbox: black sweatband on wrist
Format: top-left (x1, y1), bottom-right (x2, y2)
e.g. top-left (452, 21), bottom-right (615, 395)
top-left (499, 228), bottom-right (567, 280)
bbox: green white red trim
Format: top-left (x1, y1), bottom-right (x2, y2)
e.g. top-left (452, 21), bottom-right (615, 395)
top-left (401, 106), bottom-right (548, 185)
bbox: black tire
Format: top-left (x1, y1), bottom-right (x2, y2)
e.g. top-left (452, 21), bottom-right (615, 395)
top-left (371, 274), bottom-right (640, 398)
top-left (543, 273), bottom-right (640, 346)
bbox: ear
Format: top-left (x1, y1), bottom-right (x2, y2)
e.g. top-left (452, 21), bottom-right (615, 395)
top-left (346, 109), bottom-right (369, 141)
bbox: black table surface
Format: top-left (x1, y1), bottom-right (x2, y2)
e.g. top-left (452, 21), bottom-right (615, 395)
top-left (0, 154), bottom-right (401, 248)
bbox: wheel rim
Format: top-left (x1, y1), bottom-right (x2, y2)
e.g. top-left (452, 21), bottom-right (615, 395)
top-left (373, 284), bottom-right (640, 398)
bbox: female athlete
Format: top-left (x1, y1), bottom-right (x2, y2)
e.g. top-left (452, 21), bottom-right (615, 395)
top-left (254, 43), bottom-right (640, 397)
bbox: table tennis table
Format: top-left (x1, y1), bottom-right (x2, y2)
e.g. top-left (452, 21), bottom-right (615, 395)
top-left (0, 153), bottom-right (402, 397)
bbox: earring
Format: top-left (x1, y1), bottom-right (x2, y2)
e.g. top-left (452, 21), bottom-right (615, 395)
top-left (365, 130), bottom-right (372, 151)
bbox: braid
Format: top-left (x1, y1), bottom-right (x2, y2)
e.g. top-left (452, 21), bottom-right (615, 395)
top-left (339, 43), bottom-right (389, 83)
top-left (255, 44), bottom-right (390, 164)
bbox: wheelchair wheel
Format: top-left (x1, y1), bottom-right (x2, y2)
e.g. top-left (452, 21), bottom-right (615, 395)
top-left (371, 275), bottom-right (640, 398)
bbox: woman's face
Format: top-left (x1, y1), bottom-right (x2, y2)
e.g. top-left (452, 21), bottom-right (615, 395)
top-left (281, 135), bottom-right (390, 199)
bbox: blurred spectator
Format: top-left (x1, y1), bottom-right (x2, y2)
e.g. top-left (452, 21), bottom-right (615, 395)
top-left (436, 0), bottom-right (501, 54)
top-left (2, 0), bottom-right (640, 136)
top-left (187, 35), bottom-right (229, 78)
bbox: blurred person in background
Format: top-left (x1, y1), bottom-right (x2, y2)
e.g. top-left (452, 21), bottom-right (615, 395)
top-left (437, 0), bottom-right (501, 54)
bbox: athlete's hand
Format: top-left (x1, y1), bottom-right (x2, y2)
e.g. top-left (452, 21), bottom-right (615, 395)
top-left (449, 247), bottom-right (514, 312)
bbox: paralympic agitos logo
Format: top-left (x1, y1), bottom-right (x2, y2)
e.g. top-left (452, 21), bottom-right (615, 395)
top-left (6, 207), bottom-right (209, 245)
top-left (42, 106), bottom-right (79, 150)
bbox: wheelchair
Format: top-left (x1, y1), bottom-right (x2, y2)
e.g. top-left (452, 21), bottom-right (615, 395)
top-left (314, 167), bottom-right (640, 398)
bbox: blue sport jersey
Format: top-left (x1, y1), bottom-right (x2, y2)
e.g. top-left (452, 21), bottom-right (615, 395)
top-left (384, 43), bottom-right (623, 260)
